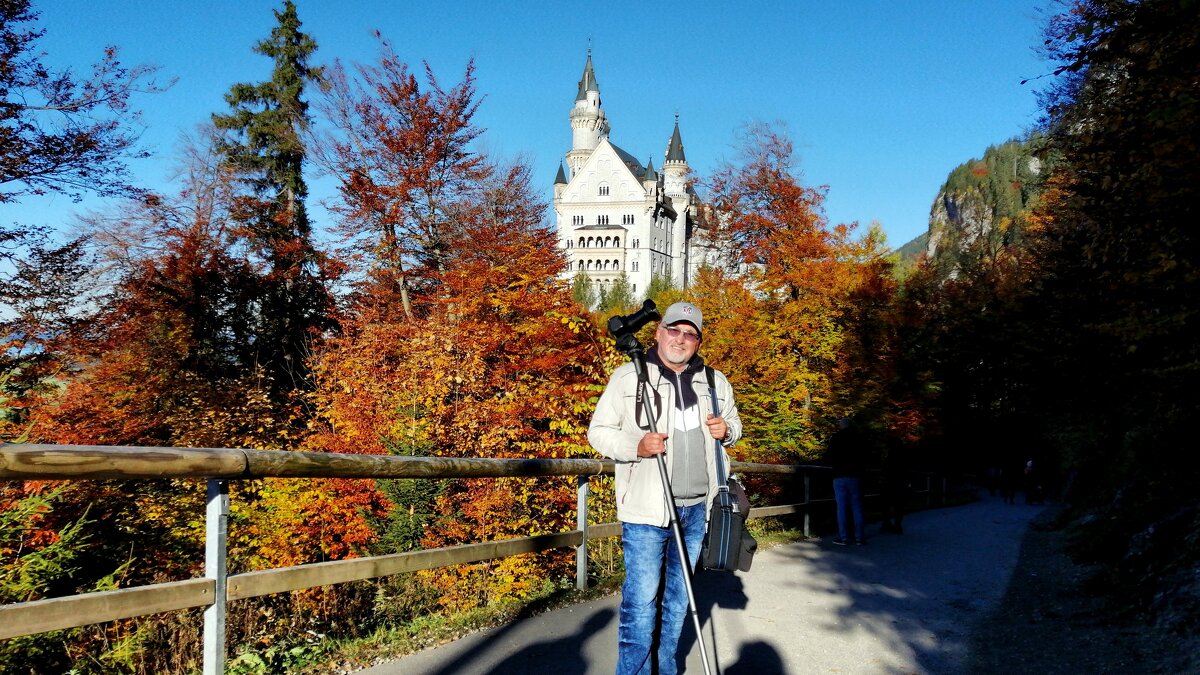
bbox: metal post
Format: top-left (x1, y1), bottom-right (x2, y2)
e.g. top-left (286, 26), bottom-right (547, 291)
top-left (576, 475), bottom-right (589, 590)
top-left (803, 472), bottom-right (811, 538)
top-left (203, 479), bottom-right (229, 675)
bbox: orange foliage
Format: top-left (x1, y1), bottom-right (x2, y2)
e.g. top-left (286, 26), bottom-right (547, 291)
top-left (699, 122), bottom-right (901, 459)
top-left (307, 158), bottom-right (611, 609)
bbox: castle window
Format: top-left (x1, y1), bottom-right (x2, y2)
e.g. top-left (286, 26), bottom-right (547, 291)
top-left (623, 214), bottom-right (634, 225)
top-left (599, 183), bottom-right (609, 196)
top-left (614, 237), bottom-right (621, 248)
top-left (632, 238), bottom-right (639, 248)
top-left (573, 215), bottom-right (584, 226)
top-left (598, 215), bottom-right (609, 226)
top-left (565, 240), bottom-right (572, 248)
top-left (632, 261), bottom-right (639, 272)
top-left (613, 259), bottom-right (619, 270)
top-left (578, 260), bottom-right (584, 270)
top-left (578, 237), bottom-right (585, 248)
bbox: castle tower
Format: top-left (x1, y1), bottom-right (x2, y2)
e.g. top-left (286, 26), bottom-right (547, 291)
top-left (554, 162), bottom-right (568, 201)
top-left (664, 116), bottom-right (691, 287)
top-left (566, 50), bottom-right (609, 178)
top-left (663, 115), bottom-right (688, 198)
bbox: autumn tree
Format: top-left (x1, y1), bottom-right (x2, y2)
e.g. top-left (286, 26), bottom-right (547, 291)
top-left (315, 37), bottom-right (485, 320)
top-left (1025, 0), bottom-right (1200, 504)
top-left (306, 154), bottom-right (612, 609)
top-left (0, 0), bottom-right (166, 205)
top-left (701, 122), bottom-right (896, 460)
top-left (212, 0), bottom-right (333, 394)
top-left (29, 135), bottom-right (288, 448)
top-left (0, 0), bottom-right (165, 437)
top-left (0, 232), bottom-right (98, 438)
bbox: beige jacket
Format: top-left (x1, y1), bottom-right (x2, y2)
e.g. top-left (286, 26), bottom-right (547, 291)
top-left (588, 358), bottom-right (741, 527)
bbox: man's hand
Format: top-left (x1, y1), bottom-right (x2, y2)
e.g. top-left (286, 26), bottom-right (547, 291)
top-left (706, 414), bottom-right (728, 442)
top-left (637, 432), bottom-right (668, 458)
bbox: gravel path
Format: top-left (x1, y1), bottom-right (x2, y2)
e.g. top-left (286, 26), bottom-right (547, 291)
top-left (362, 494), bottom-right (1049, 674)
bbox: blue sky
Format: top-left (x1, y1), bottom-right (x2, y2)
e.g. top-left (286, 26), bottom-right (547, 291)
top-left (10, 0), bottom-right (1053, 249)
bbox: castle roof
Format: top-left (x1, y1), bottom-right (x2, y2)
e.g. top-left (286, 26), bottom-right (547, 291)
top-left (576, 51), bottom-right (599, 102)
top-left (666, 117), bottom-right (686, 163)
top-left (643, 157), bottom-right (657, 182)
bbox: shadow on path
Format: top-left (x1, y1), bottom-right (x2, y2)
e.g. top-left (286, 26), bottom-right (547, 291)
top-left (363, 495), bottom-right (1043, 674)
top-left (421, 604), bottom-right (615, 675)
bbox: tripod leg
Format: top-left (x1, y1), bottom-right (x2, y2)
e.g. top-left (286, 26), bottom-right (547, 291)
top-left (655, 453), bottom-right (714, 675)
top-left (627, 361), bottom-right (715, 675)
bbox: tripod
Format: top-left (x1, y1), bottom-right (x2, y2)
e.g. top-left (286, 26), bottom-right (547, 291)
top-left (611, 319), bottom-right (715, 675)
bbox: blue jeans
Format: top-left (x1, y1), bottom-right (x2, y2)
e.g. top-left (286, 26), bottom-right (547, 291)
top-left (617, 502), bottom-right (707, 675)
top-left (833, 476), bottom-right (865, 542)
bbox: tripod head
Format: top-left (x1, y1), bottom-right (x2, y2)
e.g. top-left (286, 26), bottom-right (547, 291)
top-left (607, 299), bottom-right (660, 357)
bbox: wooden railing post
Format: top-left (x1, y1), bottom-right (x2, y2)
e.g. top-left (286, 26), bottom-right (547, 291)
top-left (203, 479), bottom-right (229, 675)
top-left (576, 475), bottom-right (589, 590)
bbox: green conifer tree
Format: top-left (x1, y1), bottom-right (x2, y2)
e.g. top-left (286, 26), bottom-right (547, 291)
top-left (212, 0), bottom-right (331, 392)
top-left (645, 274), bottom-right (676, 307)
top-left (598, 273), bottom-right (636, 313)
top-left (570, 271), bottom-right (597, 310)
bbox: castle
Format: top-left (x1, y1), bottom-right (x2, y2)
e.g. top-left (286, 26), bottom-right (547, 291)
top-left (553, 52), bottom-right (718, 299)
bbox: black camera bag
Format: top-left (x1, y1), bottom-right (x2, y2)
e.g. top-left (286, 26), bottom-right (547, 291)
top-left (699, 366), bottom-right (757, 572)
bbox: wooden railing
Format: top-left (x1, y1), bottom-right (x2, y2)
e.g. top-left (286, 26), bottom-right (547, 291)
top-left (0, 443), bottom-right (957, 674)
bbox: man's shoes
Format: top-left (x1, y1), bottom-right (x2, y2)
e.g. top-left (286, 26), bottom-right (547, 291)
top-left (832, 538), bottom-right (848, 546)
top-left (855, 539), bottom-right (867, 546)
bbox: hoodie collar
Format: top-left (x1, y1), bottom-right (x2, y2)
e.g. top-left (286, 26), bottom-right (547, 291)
top-left (646, 347), bottom-right (705, 410)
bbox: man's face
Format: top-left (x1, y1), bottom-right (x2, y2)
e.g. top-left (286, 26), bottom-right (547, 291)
top-left (655, 322), bottom-right (701, 371)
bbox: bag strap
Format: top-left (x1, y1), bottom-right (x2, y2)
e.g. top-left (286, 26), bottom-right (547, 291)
top-left (705, 365), bottom-right (729, 491)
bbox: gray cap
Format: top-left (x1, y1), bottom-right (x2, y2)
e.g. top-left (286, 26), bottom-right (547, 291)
top-left (661, 301), bottom-right (703, 335)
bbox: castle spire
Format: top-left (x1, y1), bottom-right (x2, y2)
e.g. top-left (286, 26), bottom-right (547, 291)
top-left (576, 48), bottom-right (599, 102)
top-left (666, 113), bottom-right (686, 163)
top-left (643, 157), bottom-right (657, 183)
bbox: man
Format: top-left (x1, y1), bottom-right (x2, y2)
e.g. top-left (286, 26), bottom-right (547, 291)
top-left (826, 416), bottom-right (870, 546)
top-left (589, 301), bottom-right (742, 675)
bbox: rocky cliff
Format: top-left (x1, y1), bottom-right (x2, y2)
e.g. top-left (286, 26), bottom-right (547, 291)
top-left (924, 138), bottom-right (1045, 273)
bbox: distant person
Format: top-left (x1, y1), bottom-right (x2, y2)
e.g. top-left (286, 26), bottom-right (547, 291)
top-left (825, 416), bottom-right (870, 545)
top-left (880, 438), bottom-right (909, 534)
top-left (1024, 459), bottom-right (1045, 505)
top-left (1000, 462), bottom-right (1019, 505)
